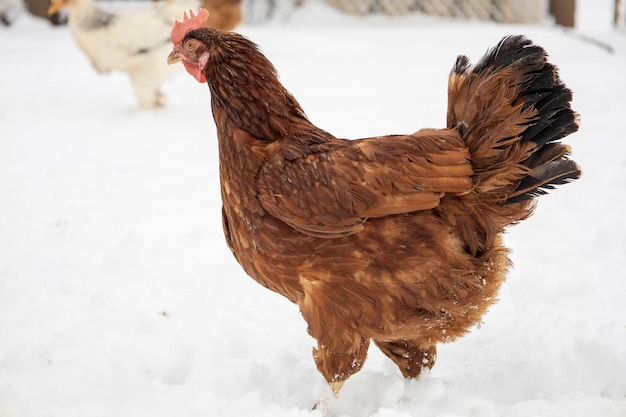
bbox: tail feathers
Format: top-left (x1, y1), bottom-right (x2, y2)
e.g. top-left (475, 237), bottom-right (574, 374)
top-left (519, 82), bottom-right (579, 149)
top-left (447, 35), bottom-right (580, 205)
top-left (507, 152), bottom-right (581, 203)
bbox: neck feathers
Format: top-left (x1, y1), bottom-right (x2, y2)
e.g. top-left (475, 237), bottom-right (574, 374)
top-left (204, 32), bottom-right (308, 141)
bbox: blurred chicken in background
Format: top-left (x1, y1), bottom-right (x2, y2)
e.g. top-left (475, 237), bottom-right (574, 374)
top-left (46, 0), bottom-right (243, 107)
top-left (0, 0), bottom-right (22, 25)
top-left (201, 0), bottom-right (241, 31)
top-left (47, 0), bottom-right (203, 108)
top-left (46, 0), bottom-right (242, 109)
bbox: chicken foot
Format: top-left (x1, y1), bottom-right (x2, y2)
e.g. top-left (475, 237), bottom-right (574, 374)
top-left (373, 338), bottom-right (437, 379)
top-left (311, 381), bottom-right (345, 412)
top-left (154, 90), bottom-right (166, 108)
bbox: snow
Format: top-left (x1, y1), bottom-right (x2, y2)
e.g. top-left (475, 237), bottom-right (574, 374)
top-left (1, 1), bottom-right (626, 416)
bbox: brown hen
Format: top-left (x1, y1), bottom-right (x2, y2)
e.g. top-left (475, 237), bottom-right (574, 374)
top-left (168, 9), bottom-right (580, 398)
top-left (201, 0), bottom-right (241, 31)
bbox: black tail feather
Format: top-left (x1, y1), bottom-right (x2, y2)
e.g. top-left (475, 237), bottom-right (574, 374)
top-left (521, 84), bottom-right (579, 149)
top-left (507, 158), bottom-right (581, 203)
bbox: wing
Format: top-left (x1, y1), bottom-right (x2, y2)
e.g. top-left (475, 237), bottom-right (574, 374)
top-left (257, 129), bottom-right (473, 238)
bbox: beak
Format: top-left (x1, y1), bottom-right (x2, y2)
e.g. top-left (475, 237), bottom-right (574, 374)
top-left (47, 0), bottom-right (67, 15)
top-left (167, 47), bottom-right (182, 65)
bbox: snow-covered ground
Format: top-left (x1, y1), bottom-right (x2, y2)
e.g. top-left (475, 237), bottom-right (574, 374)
top-left (1, 1), bottom-right (625, 416)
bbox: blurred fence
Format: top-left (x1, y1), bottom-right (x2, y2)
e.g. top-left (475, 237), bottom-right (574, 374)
top-left (616, 0), bottom-right (625, 26)
top-left (25, 0), bottom-right (625, 28)
top-left (244, 0), bottom-right (555, 24)
top-left (324, 0), bottom-right (547, 22)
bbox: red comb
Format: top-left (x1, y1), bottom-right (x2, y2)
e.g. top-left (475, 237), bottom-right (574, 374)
top-left (171, 8), bottom-right (210, 45)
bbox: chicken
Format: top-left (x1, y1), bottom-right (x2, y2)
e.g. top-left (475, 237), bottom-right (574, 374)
top-left (200, 0), bottom-right (242, 31)
top-left (0, 0), bottom-right (21, 26)
top-left (168, 9), bottom-right (581, 399)
top-left (48, 0), bottom-right (200, 108)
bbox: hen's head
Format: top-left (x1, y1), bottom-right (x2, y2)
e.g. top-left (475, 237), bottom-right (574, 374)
top-left (168, 9), bottom-right (217, 83)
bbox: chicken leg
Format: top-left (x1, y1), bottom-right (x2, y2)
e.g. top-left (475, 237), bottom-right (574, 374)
top-left (374, 339), bottom-right (437, 379)
top-left (312, 334), bottom-right (370, 388)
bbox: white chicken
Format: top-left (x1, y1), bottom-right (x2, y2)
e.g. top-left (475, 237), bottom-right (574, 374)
top-left (48, 0), bottom-right (199, 108)
top-left (0, 0), bottom-right (22, 26)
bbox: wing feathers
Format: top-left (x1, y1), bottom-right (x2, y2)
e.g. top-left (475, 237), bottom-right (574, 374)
top-left (257, 130), bottom-right (473, 238)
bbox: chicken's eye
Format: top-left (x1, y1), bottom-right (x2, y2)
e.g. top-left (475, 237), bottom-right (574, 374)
top-left (186, 40), bottom-right (195, 51)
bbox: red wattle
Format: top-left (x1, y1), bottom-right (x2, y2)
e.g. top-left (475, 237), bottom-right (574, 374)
top-left (183, 61), bottom-right (206, 83)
